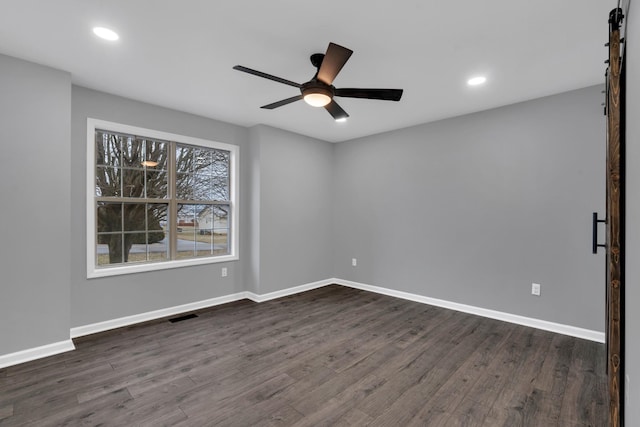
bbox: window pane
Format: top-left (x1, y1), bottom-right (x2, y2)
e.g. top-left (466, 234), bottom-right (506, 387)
top-left (142, 139), bottom-right (168, 170)
top-left (145, 169), bottom-right (168, 199)
top-left (96, 166), bottom-right (121, 197)
top-left (124, 231), bottom-right (169, 264)
top-left (214, 205), bottom-right (229, 228)
top-left (176, 204), bottom-right (196, 258)
top-left (148, 204), bottom-right (168, 235)
top-left (148, 233), bottom-right (170, 262)
top-left (214, 229), bottom-right (229, 255)
top-left (122, 136), bottom-right (144, 168)
top-left (213, 205), bottom-right (230, 255)
top-left (176, 145), bottom-right (195, 173)
top-left (193, 172), bottom-right (212, 200)
top-left (212, 176), bottom-right (229, 200)
top-left (97, 203), bottom-right (168, 267)
top-left (97, 132), bottom-right (169, 200)
top-left (196, 205), bottom-right (213, 235)
top-left (123, 204), bottom-right (146, 231)
top-left (176, 172), bottom-right (219, 201)
top-left (96, 233), bottom-right (123, 266)
top-left (212, 150), bottom-right (230, 176)
top-left (175, 172), bottom-right (193, 200)
top-left (96, 131), bottom-right (123, 167)
top-left (147, 203), bottom-right (168, 261)
top-left (193, 148), bottom-right (212, 173)
top-left (97, 202), bottom-right (122, 233)
top-left (124, 232), bottom-right (147, 263)
top-left (175, 144), bottom-right (230, 202)
top-left (121, 168), bottom-right (145, 198)
top-left (142, 139), bottom-right (168, 199)
top-left (125, 204), bottom-right (168, 264)
top-left (97, 201), bottom-right (125, 265)
top-left (176, 204), bottom-right (223, 259)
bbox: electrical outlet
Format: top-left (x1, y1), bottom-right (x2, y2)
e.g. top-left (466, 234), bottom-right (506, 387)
top-left (531, 283), bottom-right (541, 296)
top-left (352, 258), bottom-right (357, 267)
top-left (221, 267), bottom-right (228, 277)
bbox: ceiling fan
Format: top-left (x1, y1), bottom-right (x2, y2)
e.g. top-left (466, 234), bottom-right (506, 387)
top-left (233, 42), bottom-right (403, 121)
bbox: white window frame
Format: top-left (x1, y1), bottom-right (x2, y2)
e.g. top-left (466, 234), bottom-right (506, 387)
top-left (86, 118), bottom-right (239, 278)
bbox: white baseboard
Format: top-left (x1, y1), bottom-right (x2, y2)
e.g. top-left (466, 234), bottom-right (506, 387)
top-left (0, 340), bottom-right (75, 369)
top-left (69, 278), bottom-right (607, 343)
top-left (70, 292), bottom-right (248, 338)
top-left (5, 277), bottom-right (603, 369)
top-left (246, 278), bottom-right (334, 303)
top-left (70, 279), bottom-right (333, 340)
top-left (332, 278), bottom-right (605, 343)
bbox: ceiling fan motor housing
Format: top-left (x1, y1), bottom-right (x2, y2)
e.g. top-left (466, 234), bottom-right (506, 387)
top-left (301, 80), bottom-right (334, 100)
top-left (310, 53), bottom-right (325, 69)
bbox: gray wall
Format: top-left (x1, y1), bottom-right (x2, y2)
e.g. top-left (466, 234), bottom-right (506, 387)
top-left (245, 125), bottom-right (262, 294)
top-left (0, 55), bottom-right (72, 354)
top-left (0, 50), bottom-right (612, 371)
top-left (70, 88), bottom-right (334, 326)
top-left (333, 85), bottom-right (606, 331)
top-left (625, 1), bottom-right (639, 423)
top-left (70, 86), bottom-right (249, 327)
top-left (248, 125), bottom-right (334, 294)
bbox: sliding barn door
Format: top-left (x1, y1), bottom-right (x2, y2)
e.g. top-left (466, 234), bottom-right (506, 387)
top-left (605, 7), bottom-right (625, 427)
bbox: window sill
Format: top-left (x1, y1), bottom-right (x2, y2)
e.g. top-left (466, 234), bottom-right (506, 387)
top-left (87, 254), bottom-right (238, 279)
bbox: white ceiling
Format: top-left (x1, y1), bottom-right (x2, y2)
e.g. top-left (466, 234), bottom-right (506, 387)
top-left (0, 0), bottom-right (613, 142)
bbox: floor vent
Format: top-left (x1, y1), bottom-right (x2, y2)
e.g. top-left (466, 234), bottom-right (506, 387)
top-left (168, 313), bottom-right (198, 323)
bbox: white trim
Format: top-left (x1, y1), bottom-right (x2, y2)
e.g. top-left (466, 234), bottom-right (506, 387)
top-left (88, 255), bottom-right (240, 278)
top-left (70, 292), bottom-right (247, 338)
top-left (86, 118), bottom-right (240, 279)
top-left (71, 279), bottom-right (332, 339)
top-left (3, 277), bottom-right (605, 369)
top-left (245, 279), bottom-right (334, 303)
top-left (332, 278), bottom-right (605, 343)
top-left (86, 119), bottom-right (96, 277)
top-left (0, 340), bottom-right (75, 369)
top-left (71, 278), bottom-right (605, 342)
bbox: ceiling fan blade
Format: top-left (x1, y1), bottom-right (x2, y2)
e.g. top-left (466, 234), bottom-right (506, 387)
top-left (233, 65), bottom-right (302, 88)
top-left (260, 95), bottom-right (303, 109)
top-left (324, 100), bottom-right (349, 120)
top-left (317, 43), bottom-right (353, 85)
top-left (335, 88), bottom-right (403, 101)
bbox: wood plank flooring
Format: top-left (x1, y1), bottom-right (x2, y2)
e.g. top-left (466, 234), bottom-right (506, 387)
top-left (0, 285), bottom-right (607, 426)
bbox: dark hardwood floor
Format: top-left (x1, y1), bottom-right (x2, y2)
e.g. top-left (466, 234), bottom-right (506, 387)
top-left (0, 285), bottom-right (607, 426)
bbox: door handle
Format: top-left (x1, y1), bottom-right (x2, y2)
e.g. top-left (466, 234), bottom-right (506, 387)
top-left (592, 212), bottom-right (606, 254)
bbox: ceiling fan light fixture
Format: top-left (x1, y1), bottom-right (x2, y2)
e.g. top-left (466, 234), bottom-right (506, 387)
top-left (301, 83), bottom-right (333, 107)
top-left (303, 92), bottom-right (332, 107)
top-left (141, 160), bottom-right (159, 167)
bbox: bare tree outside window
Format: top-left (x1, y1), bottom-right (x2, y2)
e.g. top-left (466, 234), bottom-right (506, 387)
top-left (94, 130), bottom-right (231, 267)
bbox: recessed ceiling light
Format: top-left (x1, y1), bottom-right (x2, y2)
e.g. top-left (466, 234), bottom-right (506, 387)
top-left (467, 76), bottom-right (487, 86)
top-left (93, 27), bottom-right (119, 41)
top-left (335, 117), bottom-right (347, 123)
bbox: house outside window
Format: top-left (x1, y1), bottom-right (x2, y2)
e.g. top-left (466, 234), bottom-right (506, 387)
top-left (87, 119), bottom-right (238, 278)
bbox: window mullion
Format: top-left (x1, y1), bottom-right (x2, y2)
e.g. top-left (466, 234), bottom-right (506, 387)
top-left (95, 196), bottom-right (152, 203)
top-left (169, 141), bottom-right (178, 260)
top-left (174, 199), bottom-right (229, 206)
top-left (120, 201), bottom-right (125, 263)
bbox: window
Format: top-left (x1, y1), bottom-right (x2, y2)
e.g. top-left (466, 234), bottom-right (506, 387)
top-left (87, 119), bottom-right (238, 278)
